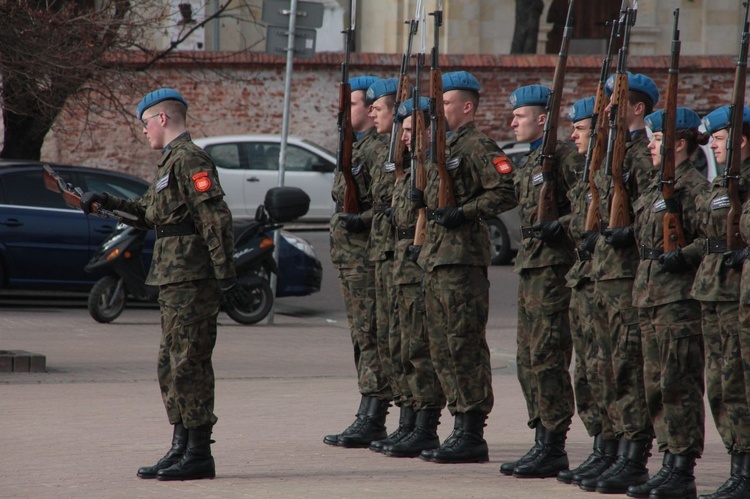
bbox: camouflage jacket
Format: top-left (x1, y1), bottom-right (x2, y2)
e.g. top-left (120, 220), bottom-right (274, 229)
top-left (565, 166), bottom-right (592, 288)
top-left (631, 160), bottom-right (707, 307)
top-left (688, 157), bottom-right (750, 302)
top-left (418, 122), bottom-right (516, 271)
top-left (590, 129), bottom-right (654, 281)
top-left (365, 135), bottom-right (396, 262)
top-left (329, 127), bottom-right (384, 268)
top-left (391, 169), bottom-right (422, 285)
top-left (513, 140), bottom-right (582, 272)
top-left (105, 133), bottom-right (236, 286)
top-left (739, 188), bottom-right (750, 304)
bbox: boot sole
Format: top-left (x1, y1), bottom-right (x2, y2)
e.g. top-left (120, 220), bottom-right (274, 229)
top-left (156, 471), bottom-right (216, 481)
top-left (424, 455), bottom-right (490, 464)
top-left (513, 471), bottom-right (566, 479)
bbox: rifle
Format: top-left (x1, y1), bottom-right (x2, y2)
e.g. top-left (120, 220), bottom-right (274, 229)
top-left (336, 0), bottom-right (358, 214)
top-left (582, 15), bottom-right (620, 232)
top-left (604, 1), bottom-right (637, 229)
top-left (43, 165), bottom-right (136, 221)
top-left (661, 9), bottom-right (687, 252)
top-left (725, 1), bottom-right (750, 251)
top-left (410, 4), bottom-right (427, 245)
top-left (536, 0), bottom-right (575, 223)
top-left (388, 0), bottom-right (422, 180)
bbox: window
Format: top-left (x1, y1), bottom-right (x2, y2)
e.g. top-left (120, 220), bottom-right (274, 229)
top-left (1, 171), bottom-right (70, 209)
top-left (205, 143), bottom-right (241, 169)
top-left (79, 173), bottom-right (147, 200)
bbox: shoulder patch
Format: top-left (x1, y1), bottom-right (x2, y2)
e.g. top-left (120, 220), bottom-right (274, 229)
top-left (192, 171), bottom-right (212, 192)
top-left (493, 156), bottom-right (513, 175)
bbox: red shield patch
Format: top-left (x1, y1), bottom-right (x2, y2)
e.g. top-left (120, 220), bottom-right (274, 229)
top-left (192, 171), bottom-right (212, 192)
top-left (493, 156), bottom-right (513, 175)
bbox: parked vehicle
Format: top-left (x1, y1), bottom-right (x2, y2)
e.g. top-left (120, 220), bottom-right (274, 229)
top-left (193, 135), bottom-right (337, 222)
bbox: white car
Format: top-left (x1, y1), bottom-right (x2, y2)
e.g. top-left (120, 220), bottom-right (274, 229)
top-left (193, 135), bottom-right (336, 222)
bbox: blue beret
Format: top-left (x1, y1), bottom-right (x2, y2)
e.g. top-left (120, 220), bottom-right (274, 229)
top-left (366, 78), bottom-right (399, 104)
top-left (604, 72), bottom-right (659, 106)
top-left (509, 85), bottom-right (550, 110)
top-left (442, 71), bottom-right (481, 93)
top-left (137, 88), bottom-right (188, 120)
top-left (350, 75), bottom-right (379, 93)
top-left (702, 105), bottom-right (750, 134)
top-left (644, 107), bottom-right (702, 133)
top-left (397, 97), bottom-right (430, 123)
top-left (567, 96), bottom-right (596, 122)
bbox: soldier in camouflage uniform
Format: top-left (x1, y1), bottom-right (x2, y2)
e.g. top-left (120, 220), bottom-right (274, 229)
top-left (380, 97), bottom-right (446, 458)
top-left (625, 108), bottom-right (708, 499)
top-left (555, 97), bottom-right (619, 487)
top-left (498, 84), bottom-right (579, 480)
top-left (415, 71), bottom-right (516, 464)
top-left (683, 105), bottom-right (750, 499)
top-left (82, 88), bottom-right (243, 481)
top-left (324, 76), bottom-right (394, 449)
top-left (578, 73), bottom-right (658, 495)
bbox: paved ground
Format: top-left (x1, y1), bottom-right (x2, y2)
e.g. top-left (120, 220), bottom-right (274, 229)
top-left (0, 301), bottom-right (731, 499)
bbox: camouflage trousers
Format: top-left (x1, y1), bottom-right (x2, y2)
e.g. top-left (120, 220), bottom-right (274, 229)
top-left (569, 278), bottom-right (613, 439)
top-left (593, 278), bottom-right (652, 440)
top-left (424, 264), bottom-right (493, 415)
top-left (517, 265), bottom-right (574, 433)
top-left (397, 281), bottom-right (445, 410)
top-left (157, 279), bottom-right (220, 429)
top-left (375, 256), bottom-right (400, 403)
top-left (703, 301), bottom-right (750, 452)
top-left (640, 302), bottom-right (705, 456)
top-left (337, 264), bottom-right (391, 399)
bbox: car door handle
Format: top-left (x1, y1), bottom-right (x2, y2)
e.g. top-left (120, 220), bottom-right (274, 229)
top-left (0, 218), bottom-right (22, 227)
top-left (247, 177), bottom-right (260, 182)
top-left (94, 225), bottom-right (115, 234)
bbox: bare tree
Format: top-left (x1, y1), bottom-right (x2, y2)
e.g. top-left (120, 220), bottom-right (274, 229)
top-left (0, 0), bottom-right (263, 160)
top-left (510, 0), bottom-right (545, 54)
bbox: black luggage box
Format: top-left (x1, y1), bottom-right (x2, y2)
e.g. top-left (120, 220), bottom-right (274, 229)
top-left (264, 186), bottom-right (310, 223)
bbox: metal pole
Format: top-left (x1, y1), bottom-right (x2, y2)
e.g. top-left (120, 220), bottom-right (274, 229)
top-left (211, 0), bottom-right (220, 50)
top-left (267, 0), bottom-right (298, 324)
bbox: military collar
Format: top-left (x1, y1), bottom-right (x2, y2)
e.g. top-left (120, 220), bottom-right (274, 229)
top-left (357, 127), bottom-right (378, 141)
top-left (158, 132), bottom-right (192, 168)
top-left (447, 121), bottom-right (477, 146)
top-left (529, 136), bottom-right (543, 151)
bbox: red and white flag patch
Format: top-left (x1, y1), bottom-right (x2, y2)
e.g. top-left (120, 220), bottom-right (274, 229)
top-left (493, 156), bottom-right (513, 175)
top-left (192, 171), bottom-right (212, 192)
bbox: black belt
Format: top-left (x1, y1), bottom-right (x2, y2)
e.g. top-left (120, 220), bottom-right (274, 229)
top-left (706, 238), bottom-right (727, 254)
top-left (639, 246), bottom-right (663, 260)
top-left (397, 227), bottom-right (416, 240)
top-left (372, 202), bottom-right (390, 214)
top-left (521, 226), bottom-right (535, 240)
top-left (156, 220), bottom-right (196, 239)
top-left (335, 201), bottom-right (372, 213)
top-left (575, 248), bottom-right (591, 261)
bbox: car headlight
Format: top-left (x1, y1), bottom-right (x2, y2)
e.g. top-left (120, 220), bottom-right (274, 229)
top-left (280, 231), bottom-right (317, 259)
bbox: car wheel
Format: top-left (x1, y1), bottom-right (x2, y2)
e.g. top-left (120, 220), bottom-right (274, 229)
top-left (225, 279), bottom-right (274, 325)
top-left (88, 275), bottom-right (127, 323)
top-left (487, 217), bottom-right (513, 265)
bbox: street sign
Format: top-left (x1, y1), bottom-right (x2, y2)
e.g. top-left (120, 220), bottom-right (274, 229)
top-left (262, 0), bottom-right (324, 29)
top-left (265, 25), bottom-right (317, 58)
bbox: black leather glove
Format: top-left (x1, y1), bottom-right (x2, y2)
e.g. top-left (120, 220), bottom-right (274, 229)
top-left (385, 207), bottom-right (394, 227)
top-left (604, 226), bottom-right (635, 249)
top-left (407, 244), bottom-right (422, 263)
top-left (723, 247), bottom-right (750, 270)
top-left (410, 187), bottom-right (425, 209)
top-left (434, 206), bottom-right (465, 228)
top-left (80, 191), bottom-right (109, 215)
top-left (532, 220), bottom-right (565, 243)
top-left (218, 277), bottom-right (250, 310)
top-left (339, 213), bottom-right (368, 233)
top-left (658, 248), bottom-right (691, 273)
top-left (579, 230), bottom-right (600, 254)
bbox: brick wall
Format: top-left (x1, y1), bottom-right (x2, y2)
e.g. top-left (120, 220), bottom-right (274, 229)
top-left (35, 52), bottom-right (743, 182)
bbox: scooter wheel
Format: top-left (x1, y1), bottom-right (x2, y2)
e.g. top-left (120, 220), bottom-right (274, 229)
top-left (225, 280), bottom-right (273, 325)
top-left (88, 275), bottom-right (127, 323)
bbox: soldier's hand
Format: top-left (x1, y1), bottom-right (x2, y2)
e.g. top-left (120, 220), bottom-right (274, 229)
top-left (434, 206), bottom-right (465, 228)
top-left (339, 213), bottom-right (368, 233)
top-left (723, 247), bottom-right (749, 270)
top-left (604, 226), bottom-right (634, 249)
top-left (218, 277), bottom-right (250, 310)
top-left (410, 187), bottom-right (425, 209)
top-left (579, 230), bottom-right (599, 253)
top-left (407, 244), bottom-right (422, 263)
top-left (80, 191), bottom-right (109, 215)
top-left (532, 220), bottom-right (565, 243)
top-left (658, 249), bottom-right (691, 273)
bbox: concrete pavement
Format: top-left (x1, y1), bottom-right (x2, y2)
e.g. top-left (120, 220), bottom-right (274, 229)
top-left (0, 303), bottom-right (729, 498)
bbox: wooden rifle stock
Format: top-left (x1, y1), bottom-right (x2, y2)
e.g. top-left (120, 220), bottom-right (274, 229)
top-left (336, 0), bottom-right (358, 214)
top-left (661, 9), bottom-right (687, 252)
top-left (43, 165), bottom-right (135, 221)
top-left (412, 104), bottom-right (427, 246)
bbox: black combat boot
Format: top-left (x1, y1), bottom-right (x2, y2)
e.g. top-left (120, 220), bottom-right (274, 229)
top-left (323, 394), bottom-right (370, 446)
top-left (571, 437), bottom-right (619, 486)
top-left (369, 405), bottom-right (416, 452)
top-left (558, 433), bottom-right (603, 484)
top-left (594, 438), bottom-right (652, 494)
top-left (500, 425), bottom-right (544, 475)
top-left (580, 436), bottom-right (629, 491)
top-left (383, 408), bottom-right (441, 458)
top-left (512, 428), bottom-right (569, 478)
top-left (156, 425), bottom-right (215, 481)
top-left (698, 452), bottom-right (744, 499)
top-left (647, 454), bottom-right (697, 499)
top-left (626, 451), bottom-right (675, 498)
top-left (137, 422), bottom-right (188, 478)
top-left (424, 412), bottom-right (489, 463)
top-left (337, 397), bottom-right (390, 448)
